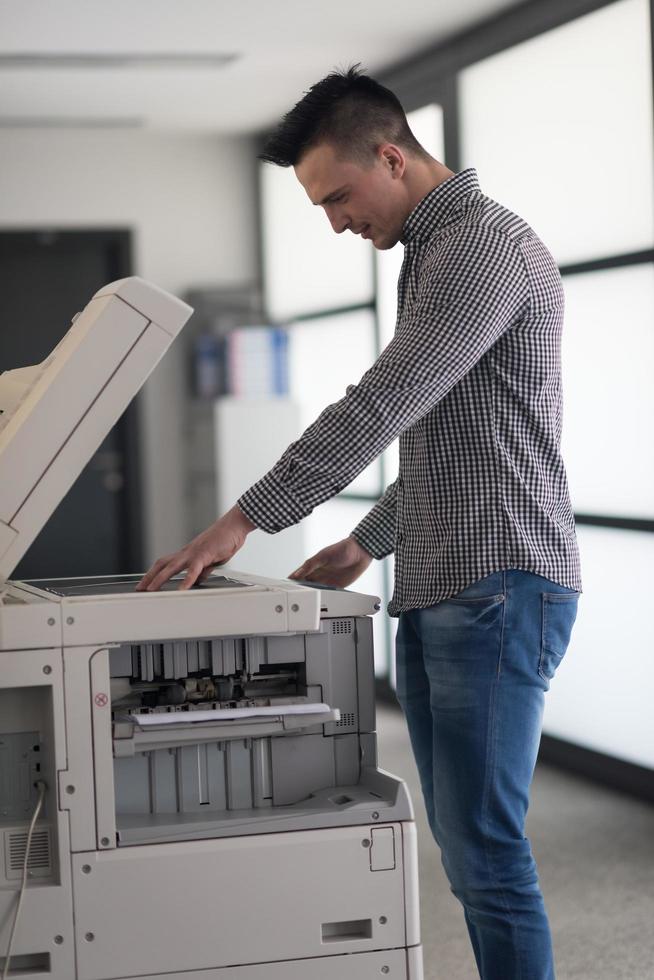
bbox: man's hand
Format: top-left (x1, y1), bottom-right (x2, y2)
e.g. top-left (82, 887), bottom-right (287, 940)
top-left (136, 505), bottom-right (255, 592)
top-left (289, 535), bottom-right (373, 588)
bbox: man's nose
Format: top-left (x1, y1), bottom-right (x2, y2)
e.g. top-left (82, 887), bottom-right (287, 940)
top-left (325, 206), bottom-right (349, 234)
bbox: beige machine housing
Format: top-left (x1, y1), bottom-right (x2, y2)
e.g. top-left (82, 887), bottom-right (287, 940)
top-left (0, 278), bottom-right (423, 980)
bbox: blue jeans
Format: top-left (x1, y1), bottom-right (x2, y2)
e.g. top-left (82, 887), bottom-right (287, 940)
top-left (395, 570), bottom-right (579, 980)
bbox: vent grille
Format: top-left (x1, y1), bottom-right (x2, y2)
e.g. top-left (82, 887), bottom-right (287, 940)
top-left (6, 828), bottom-right (51, 875)
top-left (330, 620), bottom-right (353, 635)
top-left (337, 712), bottom-right (356, 728)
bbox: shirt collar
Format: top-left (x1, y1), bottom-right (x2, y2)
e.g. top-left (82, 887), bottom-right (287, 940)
top-left (401, 168), bottom-right (481, 245)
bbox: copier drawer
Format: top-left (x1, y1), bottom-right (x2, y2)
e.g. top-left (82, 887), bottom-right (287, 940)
top-left (114, 946), bottom-right (424, 979)
top-left (72, 822), bottom-right (417, 980)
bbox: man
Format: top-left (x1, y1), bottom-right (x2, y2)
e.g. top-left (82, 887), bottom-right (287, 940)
top-left (139, 66), bottom-right (581, 980)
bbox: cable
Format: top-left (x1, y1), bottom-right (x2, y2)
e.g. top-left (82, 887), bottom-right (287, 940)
top-left (1, 780), bottom-right (47, 980)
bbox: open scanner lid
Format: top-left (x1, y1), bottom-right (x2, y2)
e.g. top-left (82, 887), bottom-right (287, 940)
top-left (0, 277), bottom-right (193, 585)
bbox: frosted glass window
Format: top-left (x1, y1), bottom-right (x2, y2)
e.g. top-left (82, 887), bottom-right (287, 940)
top-left (261, 163), bottom-right (374, 322)
top-left (382, 441), bottom-right (400, 489)
top-left (561, 264), bottom-right (654, 518)
top-left (543, 525), bottom-right (654, 768)
top-left (376, 104), bottom-right (445, 484)
top-left (304, 497), bottom-right (393, 677)
top-left (288, 309), bottom-right (381, 496)
top-left (376, 247), bottom-right (401, 354)
top-left (406, 104), bottom-right (445, 162)
top-left (460, 0), bottom-right (654, 264)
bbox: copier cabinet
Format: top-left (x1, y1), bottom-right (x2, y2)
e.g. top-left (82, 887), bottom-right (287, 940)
top-left (0, 585), bottom-right (424, 980)
top-left (0, 278), bottom-right (424, 978)
top-left (71, 822), bottom-right (420, 980)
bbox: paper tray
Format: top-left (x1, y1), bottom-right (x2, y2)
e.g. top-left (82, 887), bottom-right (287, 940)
top-left (127, 702), bottom-right (335, 725)
top-left (113, 703), bottom-right (340, 756)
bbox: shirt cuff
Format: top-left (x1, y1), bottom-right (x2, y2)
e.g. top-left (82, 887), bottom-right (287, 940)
top-left (351, 509), bottom-right (396, 560)
top-left (237, 471), bottom-right (308, 534)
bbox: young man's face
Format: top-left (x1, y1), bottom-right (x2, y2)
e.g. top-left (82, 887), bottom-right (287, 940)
top-left (294, 141), bottom-right (408, 250)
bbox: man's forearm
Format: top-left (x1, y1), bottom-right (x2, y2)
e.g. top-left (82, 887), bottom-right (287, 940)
top-left (229, 503), bottom-right (256, 535)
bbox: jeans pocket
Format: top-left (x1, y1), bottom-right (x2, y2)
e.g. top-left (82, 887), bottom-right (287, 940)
top-left (447, 593), bottom-right (505, 606)
top-left (539, 592), bottom-right (579, 685)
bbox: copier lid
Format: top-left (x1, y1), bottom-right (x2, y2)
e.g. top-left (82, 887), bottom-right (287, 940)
top-left (0, 277), bottom-right (193, 585)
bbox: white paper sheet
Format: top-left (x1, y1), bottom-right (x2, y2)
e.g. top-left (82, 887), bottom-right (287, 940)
top-left (127, 702), bottom-right (335, 726)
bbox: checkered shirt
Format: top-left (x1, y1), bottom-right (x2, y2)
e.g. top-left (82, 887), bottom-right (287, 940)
top-left (239, 168), bottom-right (582, 615)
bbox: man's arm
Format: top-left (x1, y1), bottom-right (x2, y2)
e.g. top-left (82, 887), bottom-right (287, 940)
top-left (139, 225), bottom-right (527, 590)
top-left (350, 478), bottom-right (398, 559)
top-left (238, 225), bottom-right (528, 533)
top-left (287, 479), bottom-right (397, 587)
top-left (137, 504), bottom-right (255, 592)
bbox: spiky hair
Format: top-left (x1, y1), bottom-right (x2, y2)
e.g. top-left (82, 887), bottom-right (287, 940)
top-left (260, 64), bottom-right (424, 167)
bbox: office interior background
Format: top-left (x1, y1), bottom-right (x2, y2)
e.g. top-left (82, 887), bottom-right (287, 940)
top-left (1, 0), bottom-right (652, 977)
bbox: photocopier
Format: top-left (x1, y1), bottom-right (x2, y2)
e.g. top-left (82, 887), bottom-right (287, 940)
top-left (0, 278), bottom-right (423, 980)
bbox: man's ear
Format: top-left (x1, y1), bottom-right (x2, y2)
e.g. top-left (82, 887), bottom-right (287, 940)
top-left (380, 143), bottom-right (406, 179)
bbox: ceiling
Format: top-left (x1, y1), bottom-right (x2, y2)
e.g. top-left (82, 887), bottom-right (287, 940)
top-left (0, 0), bottom-right (522, 134)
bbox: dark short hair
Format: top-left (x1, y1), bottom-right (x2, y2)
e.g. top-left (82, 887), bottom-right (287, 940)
top-left (260, 64), bottom-right (425, 168)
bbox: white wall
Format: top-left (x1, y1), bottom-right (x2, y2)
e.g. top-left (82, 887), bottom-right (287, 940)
top-left (0, 128), bottom-right (258, 563)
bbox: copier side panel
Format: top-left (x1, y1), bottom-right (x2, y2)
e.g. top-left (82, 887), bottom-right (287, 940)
top-left (401, 821), bottom-right (422, 949)
top-left (0, 647), bottom-right (75, 979)
top-left (61, 646), bottom-right (116, 854)
top-left (0, 587), bottom-right (61, 651)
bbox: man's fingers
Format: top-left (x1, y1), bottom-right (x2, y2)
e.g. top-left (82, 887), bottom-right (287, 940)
top-left (178, 559), bottom-right (207, 591)
top-left (294, 564), bottom-right (327, 584)
top-left (289, 543), bottom-right (347, 581)
top-left (146, 554), bottom-right (191, 592)
top-left (136, 554), bottom-right (215, 593)
top-left (289, 554), bottom-right (322, 580)
top-left (136, 555), bottom-right (171, 591)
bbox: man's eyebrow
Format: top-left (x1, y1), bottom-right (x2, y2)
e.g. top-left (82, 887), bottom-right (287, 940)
top-left (315, 185), bottom-right (348, 206)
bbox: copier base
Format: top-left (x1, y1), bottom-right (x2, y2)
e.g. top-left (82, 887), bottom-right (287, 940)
top-left (115, 946), bottom-right (424, 979)
top-left (71, 823), bottom-right (422, 979)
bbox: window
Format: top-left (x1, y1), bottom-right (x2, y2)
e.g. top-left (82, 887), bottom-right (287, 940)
top-left (544, 525), bottom-right (654, 767)
top-left (459, 0), bottom-right (654, 265)
top-left (455, 0), bottom-right (654, 757)
top-left (287, 309), bottom-right (381, 496)
top-left (561, 265), bottom-right (654, 518)
top-left (260, 163), bottom-right (373, 322)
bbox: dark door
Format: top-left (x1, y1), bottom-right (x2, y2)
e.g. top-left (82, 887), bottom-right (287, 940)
top-left (0, 229), bottom-right (142, 579)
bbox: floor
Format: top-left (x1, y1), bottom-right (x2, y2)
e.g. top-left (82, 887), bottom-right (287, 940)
top-left (376, 704), bottom-right (654, 980)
